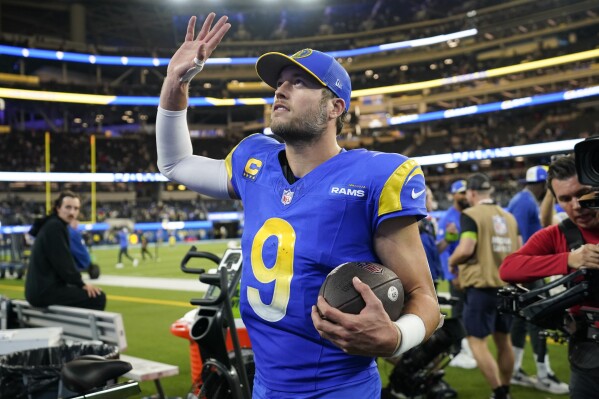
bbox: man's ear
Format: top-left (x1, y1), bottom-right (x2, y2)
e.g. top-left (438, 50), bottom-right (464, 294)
top-left (330, 97), bottom-right (345, 119)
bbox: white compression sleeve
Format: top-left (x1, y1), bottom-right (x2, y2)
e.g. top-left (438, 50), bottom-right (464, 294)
top-left (156, 107), bottom-right (231, 199)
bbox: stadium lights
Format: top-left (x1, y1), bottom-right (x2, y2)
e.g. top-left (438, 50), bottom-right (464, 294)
top-left (0, 88), bottom-right (273, 106)
top-left (0, 29), bottom-right (477, 66)
top-left (0, 172), bottom-right (168, 183)
top-left (352, 48), bottom-right (599, 97)
top-left (0, 88), bottom-right (119, 105)
top-left (258, 84), bottom-right (598, 132)
top-left (413, 138), bottom-right (583, 167)
top-left (0, 219), bottom-right (216, 235)
top-left (0, 49), bottom-right (597, 106)
top-left (387, 86), bottom-right (599, 126)
top-left (0, 137), bottom-right (583, 184)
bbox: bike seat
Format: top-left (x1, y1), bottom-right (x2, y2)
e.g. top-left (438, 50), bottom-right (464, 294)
top-left (61, 355), bottom-right (133, 394)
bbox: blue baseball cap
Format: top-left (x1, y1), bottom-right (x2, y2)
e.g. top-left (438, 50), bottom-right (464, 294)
top-left (450, 180), bottom-right (467, 194)
top-left (520, 166), bottom-right (548, 183)
top-left (256, 48), bottom-right (351, 111)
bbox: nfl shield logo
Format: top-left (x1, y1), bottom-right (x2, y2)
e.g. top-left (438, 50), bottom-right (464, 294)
top-left (358, 262), bottom-right (383, 274)
top-left (281, 189), bottom-right (294, 205)
top-left (492, 215), bottom-right (508, 235)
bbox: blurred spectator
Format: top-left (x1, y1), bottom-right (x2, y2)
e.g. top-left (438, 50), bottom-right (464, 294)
top-left (419, 185), bottom-right (444, 288)
top-left (25, 191), bottom-right (106, 310)
top-left (449, 173), bottom-right (520, 399)
top-left (115, 227), bottom-right (138, 269)
top-left (139, 231), bottom-right (153, 261)
top-left (437, 179), bottom-right (477, 370)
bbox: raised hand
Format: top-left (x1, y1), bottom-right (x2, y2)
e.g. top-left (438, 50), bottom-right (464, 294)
top-left (167, 13), bottom-right (231, 81)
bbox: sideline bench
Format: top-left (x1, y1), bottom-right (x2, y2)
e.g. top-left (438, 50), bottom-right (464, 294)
top-left (2, 298), bottom-right (179, 399)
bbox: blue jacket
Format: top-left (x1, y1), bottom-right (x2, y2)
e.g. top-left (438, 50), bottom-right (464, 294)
top-left (69, 226), bottom-right (91, 271)
top-left (507, 188), bottom-right (541, 243)
top-left (436, 206), bottom-right (462, 280)
top-left (419, 217), bottom-right (443, 281)
top-left (118, 231), bottom-right (129, 248)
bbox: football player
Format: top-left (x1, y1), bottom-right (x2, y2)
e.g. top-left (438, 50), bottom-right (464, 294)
top-left (156, 13), bottom-right (441, 398)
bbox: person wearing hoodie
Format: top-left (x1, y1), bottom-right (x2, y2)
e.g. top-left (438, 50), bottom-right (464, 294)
top-left (25, 191), bottom-right (106, 310)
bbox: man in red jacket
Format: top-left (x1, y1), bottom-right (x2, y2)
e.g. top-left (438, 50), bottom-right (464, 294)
top-left (500, 155), bottom-right (599, 399)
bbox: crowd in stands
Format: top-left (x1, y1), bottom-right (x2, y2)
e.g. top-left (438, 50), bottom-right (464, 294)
top-left (0, 0), bottom-right (594, 143)
top-left (0, 196), bottom-right (242, 229)
top-left (93, 198), bottom-right (242, 223)
top-left (0, 133), bottom-right (236, 173)
top-left (182, 0), bottom-right (594, 58)
top-left (2, 0), bottom-right (503, 53)
top-left (1, 0), bottom-right (597, 230)
top-left (2, 0), bottom-right (594, 100)
top-left (0, 99), bottom-right (595, 229)
top-left (5, 0), bottom-right (589, 59)
top-left (0, 104), bottom-right (591, 172)
top-left (418, 103), bottom-right (596, 155)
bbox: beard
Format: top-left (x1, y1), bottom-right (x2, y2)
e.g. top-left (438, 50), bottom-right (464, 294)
top-left (457, 198), bottom-right (470, 210)
top-left (270, 96), bottom-right (329, 148)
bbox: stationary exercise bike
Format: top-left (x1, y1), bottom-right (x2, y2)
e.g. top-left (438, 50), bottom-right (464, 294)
top-left (180, 246), bottom-right (253, 399)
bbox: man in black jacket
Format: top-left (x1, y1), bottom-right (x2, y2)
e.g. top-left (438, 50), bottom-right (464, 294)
top-left (25, 191), bottom-right (106, 310)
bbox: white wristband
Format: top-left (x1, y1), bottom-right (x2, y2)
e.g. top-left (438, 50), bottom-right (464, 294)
top-left (179, 57), bottom-right (205, 83)
top-left (391, 314), bottom-right (426, 357)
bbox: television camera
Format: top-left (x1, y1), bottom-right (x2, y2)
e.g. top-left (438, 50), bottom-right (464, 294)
top-left (498, 268), bottom-right (599, 343)
top-left (575, 135), bottom-right (599, 209)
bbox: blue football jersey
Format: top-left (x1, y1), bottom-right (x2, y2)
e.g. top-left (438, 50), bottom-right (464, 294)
top-left (226, 134), bottom-right (427, 393)
top-left (507, 189), bottom-right (541, 243)
top-left (436, 206), bottom-right (462, 280)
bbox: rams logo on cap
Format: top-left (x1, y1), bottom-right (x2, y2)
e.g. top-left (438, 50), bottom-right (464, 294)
top-left (292, 49), bottom-right (312, 59)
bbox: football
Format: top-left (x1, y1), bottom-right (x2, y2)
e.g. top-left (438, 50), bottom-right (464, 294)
top-left (319, 261), bottom-right (404, 320)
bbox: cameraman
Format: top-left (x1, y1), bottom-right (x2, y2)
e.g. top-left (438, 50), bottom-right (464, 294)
top-left (500, 155), bottom-right (599, 399)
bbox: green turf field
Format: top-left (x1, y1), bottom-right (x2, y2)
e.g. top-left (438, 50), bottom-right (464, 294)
top-left (0, 241), bottom-right (571, 398)
top-left (90, 240), bottom-right (236, 279)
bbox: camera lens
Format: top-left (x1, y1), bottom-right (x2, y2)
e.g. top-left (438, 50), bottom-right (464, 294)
top-left (586, 151), bottom-right (599, 178)
top-left (581, 150), bottom-right (599, 187)
top-left (575, 137), bottom-right (599, 186)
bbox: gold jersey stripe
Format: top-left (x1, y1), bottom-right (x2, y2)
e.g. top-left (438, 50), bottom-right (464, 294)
top-left (378, 159), bottom-right (423, 217)
top-left (225, 134), bottom-right (260, 181)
